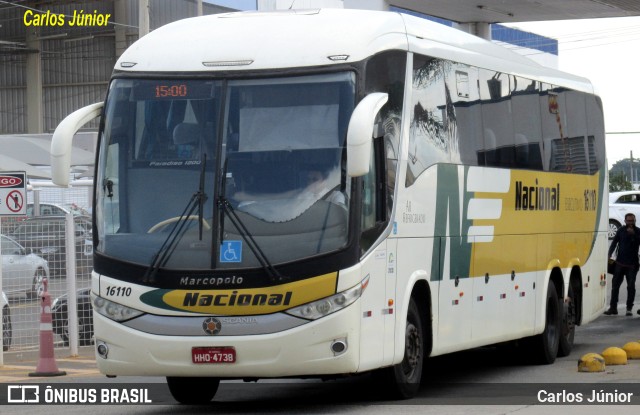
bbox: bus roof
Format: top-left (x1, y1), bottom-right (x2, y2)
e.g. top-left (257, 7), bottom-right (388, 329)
top-left (116, 8), bottom-right (594, 94)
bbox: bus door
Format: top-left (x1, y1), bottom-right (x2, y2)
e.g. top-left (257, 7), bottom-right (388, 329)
top-left (358, 242), bottom-right (388, 369)
top-left (383, 238), bottom-right (397, 363)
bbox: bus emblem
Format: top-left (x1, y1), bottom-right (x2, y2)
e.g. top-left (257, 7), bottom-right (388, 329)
top-left (202, 317), bottom-right (222, 335)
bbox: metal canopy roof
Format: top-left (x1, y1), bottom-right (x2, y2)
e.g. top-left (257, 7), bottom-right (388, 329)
top-left (389, 0), bottom-right (640, 23)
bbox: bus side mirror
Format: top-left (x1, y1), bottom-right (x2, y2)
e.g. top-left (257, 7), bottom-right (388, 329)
top-left (51, 102), bottom-right (103, 186)
top-left (346, 92), bottom-right (388, 177)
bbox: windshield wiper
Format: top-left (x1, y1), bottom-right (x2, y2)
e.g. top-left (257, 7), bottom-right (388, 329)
top-left (218, 159), bottom-right (286, 283)
top-left (144, 156), bottom-right (208, 283)
top-left (197, 155), bottom-right (207, 240)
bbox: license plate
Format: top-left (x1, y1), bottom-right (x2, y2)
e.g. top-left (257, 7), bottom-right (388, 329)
top-left (192, 347), bottom-right (236, 364)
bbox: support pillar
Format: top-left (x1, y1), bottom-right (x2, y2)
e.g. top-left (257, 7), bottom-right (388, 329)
top-left (25, 27), bottom-right (43, 133)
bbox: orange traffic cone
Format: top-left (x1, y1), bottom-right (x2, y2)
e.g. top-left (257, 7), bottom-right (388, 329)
top-left (29, 278), bottom-right (66, 377)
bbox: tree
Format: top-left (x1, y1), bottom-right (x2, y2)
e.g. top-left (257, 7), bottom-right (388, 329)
top-left (609, 171), bottom-right (632, 191)
top-left (609, 158), bottom-right (638, 191)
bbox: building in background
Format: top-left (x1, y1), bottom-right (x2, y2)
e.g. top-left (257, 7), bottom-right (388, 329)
top-left (0, 0), bottom-right (580, 136)
top-left (0, 0), bottom-right (233, 135)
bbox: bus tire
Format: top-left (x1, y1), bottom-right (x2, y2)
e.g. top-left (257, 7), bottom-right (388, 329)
top-left (529, 282), bottom-right (561, 364)
top-left (376, 298), bottom-right (424, 399)
top-left (166, 377), bottom-right (220, 404)
top-left (558, 284), bottom-right (576, 357)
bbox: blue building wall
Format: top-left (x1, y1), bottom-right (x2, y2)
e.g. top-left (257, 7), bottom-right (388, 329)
top-left (492, 24), bottom-right (557, 55)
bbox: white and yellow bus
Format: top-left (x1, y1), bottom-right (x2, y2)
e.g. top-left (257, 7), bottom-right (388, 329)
top-left (51, 9), bottom-right (608, 402)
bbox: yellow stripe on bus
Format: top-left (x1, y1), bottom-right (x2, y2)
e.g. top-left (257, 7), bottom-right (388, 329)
top-left (160, 272), bottom-right (338, 315)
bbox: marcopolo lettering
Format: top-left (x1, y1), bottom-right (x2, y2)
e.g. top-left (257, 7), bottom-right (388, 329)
top-left (515, 180), bottom-right (560, 211)
top-left (183, 291), bottom-right (293, 307)
top-left (179, 276), bottom-right (243, 287)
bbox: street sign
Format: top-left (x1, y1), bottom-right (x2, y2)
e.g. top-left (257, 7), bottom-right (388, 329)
top-left (0, 171), bottom-right (27, 216)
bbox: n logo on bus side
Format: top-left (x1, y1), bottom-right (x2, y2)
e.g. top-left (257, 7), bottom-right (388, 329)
top-left (429, 165), bottom-right (511, 282)
top-left (430, 164), bottom-right (473, 282)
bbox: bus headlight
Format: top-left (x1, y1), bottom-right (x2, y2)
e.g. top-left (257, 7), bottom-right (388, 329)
top-left (286, 275), bottom-right (369, 320)
top-left (93, 296), bottom-right (144, 322)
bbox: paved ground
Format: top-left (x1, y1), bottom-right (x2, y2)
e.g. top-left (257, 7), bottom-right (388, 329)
top-left (0, 346), bottom-right (98, 383)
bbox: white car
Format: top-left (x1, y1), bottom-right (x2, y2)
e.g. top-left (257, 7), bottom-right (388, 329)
top-left (2, 291), bottom-right (11, 351)
top-left (1, 234), bottom-right (50, 299)
top-left (609, 191), bottom-right (640, 239)
top-left (26, 202), bottom-right (90, 217)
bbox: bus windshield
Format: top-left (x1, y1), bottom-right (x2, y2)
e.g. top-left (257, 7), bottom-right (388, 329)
top-left (95, 73), bottom-right (355, 271)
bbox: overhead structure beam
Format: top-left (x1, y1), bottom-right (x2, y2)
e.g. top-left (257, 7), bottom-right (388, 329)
top-left (138, 0), bottom-right (150, 37)
top-left (25, 27), bottom-right (43, 133)
top-left (387, 0), bottom-right (640, 23)
top-left (114, 0), bottom-right (127, 57)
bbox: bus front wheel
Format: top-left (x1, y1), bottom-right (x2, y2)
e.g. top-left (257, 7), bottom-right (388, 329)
top-left (166, 377), bottom-right (219, 404)
top-left (376, 298), bottom-right (424, 399)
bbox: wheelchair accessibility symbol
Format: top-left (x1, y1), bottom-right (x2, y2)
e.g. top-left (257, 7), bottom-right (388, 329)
top-left (220, 240), bottom-right (242, 263)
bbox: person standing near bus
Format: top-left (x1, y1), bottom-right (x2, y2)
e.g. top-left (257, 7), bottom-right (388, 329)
top-left (606, 212), bottom-right (640, 316)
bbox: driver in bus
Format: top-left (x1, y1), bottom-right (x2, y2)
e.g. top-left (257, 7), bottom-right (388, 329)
top-left (301, 167), bottom-right (345, 205)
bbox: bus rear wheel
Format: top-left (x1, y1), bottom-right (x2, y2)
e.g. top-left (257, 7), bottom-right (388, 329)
top-left (558, 284), bottom-right (576, 357)
top-left (166, 377), bottom-right (220, 404)
top-left (376, 298), bottom-right (424, 399)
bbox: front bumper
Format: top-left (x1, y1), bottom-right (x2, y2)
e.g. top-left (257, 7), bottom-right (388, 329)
top-left (94, 302), bottom-right (361, 378)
